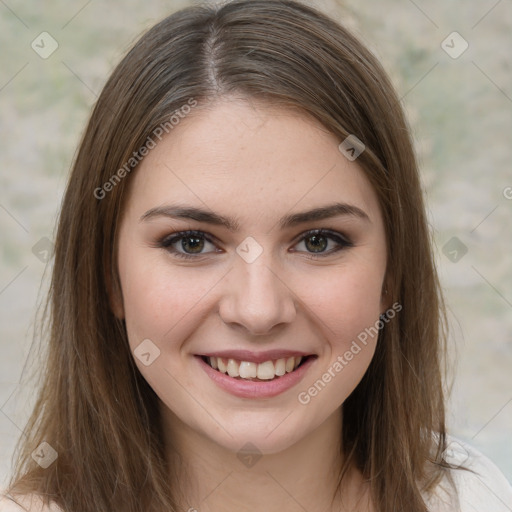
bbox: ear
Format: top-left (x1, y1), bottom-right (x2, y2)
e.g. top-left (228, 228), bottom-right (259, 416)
top-left (106, 266), bottom-right (125, 319)
top-left (379, 273), bottom-right (393, 315)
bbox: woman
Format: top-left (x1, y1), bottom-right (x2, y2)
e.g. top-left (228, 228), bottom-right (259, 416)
top-left (1, 1), bottom-right (511, 511)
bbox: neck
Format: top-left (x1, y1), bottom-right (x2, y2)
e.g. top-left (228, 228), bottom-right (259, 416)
top-left (161, 406), bottom-right (371, 512)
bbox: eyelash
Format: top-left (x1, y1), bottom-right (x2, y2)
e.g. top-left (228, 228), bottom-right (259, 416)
top-left (156, 229), bottom-right (354, 260)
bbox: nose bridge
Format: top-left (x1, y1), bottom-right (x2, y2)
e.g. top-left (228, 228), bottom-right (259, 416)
top-left (218, 245), bottom-right (296, 334)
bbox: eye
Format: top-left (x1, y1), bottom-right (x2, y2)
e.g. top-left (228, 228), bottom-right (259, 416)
top-left (156, 228), bottom-right (353, 260)
top-left (157, 230), bottom-right (220, 259)
top-left (291, 229), bottom-right (353, 258)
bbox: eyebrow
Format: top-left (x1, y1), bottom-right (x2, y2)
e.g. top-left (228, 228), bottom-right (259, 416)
top-left (139, 202), bottom-right (371, 230)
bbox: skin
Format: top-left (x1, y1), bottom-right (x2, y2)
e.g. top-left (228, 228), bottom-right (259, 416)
top-left (113, 96), bottom-right (389, 511)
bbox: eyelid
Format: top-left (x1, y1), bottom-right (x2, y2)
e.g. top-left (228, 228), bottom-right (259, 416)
top-left (290, 228), bottom-right (353, 247)
top-left (159, 229), bottom-right (218, 247)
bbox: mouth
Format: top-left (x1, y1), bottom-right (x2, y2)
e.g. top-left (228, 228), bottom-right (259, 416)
top-left (199, 354), bottom-right (315, 382)
top-left (195, 352), bottom-right (318, 399)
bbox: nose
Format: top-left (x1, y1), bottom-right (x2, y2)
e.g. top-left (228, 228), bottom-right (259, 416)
top-left (218, 252), bottom-right (297, 336)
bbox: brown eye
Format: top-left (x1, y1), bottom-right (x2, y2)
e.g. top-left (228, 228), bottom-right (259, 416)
top-left (159, 230), bottom-right (219, 259)
top-left (293, 229), bottom-right (353, 257)
top-left (304, 234), bottom-right (328, 253)
top-left (180, 235), bottom-right (205, 254)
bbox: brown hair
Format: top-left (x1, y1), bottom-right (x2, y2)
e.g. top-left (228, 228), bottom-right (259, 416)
top-left (6, 1), bottom-right (457, 510)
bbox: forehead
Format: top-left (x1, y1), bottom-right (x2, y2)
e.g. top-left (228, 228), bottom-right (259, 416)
top-left (123, 97), bottom-right (382, 226)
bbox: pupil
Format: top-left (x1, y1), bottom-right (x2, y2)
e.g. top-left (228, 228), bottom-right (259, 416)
top-left (183, 236), bottom-right (204, 253)
top-left (306, 234), bottom-right (327, 253)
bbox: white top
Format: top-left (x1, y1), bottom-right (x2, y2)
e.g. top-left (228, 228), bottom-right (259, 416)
top-left (423, 436), bottom-right (512, 512)
top-left (1, 436), bottom-right (511, 511)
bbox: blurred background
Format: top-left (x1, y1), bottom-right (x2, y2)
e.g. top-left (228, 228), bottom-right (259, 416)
top-left (1, 0), bottom-right (511, 488)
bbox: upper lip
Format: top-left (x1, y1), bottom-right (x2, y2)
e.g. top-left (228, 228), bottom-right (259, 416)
top-left (198, 350), bottom-right (314, 364)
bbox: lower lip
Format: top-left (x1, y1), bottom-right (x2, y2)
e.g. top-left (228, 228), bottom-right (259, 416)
top-left (195, 355), bottom-right (317, 399)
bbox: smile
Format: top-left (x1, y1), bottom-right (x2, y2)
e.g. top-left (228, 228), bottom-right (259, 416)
top-left (195, 352), bottom-right (317, 399)
top-left (202, 355), bottom-right (306, 381)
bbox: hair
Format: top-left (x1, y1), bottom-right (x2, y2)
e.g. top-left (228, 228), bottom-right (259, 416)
top-left (5, 1), bottom-right (461, 510)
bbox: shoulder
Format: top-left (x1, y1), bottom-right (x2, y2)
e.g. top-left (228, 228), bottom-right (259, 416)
top-left (0, 493), bottom-right (63, 512)
top-left (425, 435), bottom-right (512, 512)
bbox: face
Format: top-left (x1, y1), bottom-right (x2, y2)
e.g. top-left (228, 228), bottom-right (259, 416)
top-left (114, 96), bottom-right (389, 455)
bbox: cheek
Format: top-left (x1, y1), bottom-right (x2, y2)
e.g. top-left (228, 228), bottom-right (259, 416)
top-left (307, 260), bottom-right (384, 342)
top-left (124, 274), bottom-right (209, 345)
top-left (300, 258), bottom-right (384, 392)
top-left (119, 261), bottom-right (211, 396)
top-left (118, 244), bottom-right (210, 348)
top-left (297, 281), bottom-right (382, 410)
top-left (334, 273), bottom-right (382, 342)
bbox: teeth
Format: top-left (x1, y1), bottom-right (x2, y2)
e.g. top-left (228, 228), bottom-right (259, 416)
top-left (257, 361), bottom-right (275, 380)
top-left (205, 355), bottom-right (305, 380)
top-left (274, 358), bottom-right (286, 376)
top-left (217, 358), bottom-right (227, 373)
top-left (239, 361), bottom-right (257, 379)
top-left (227, 358), bottom-right (239, 377)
